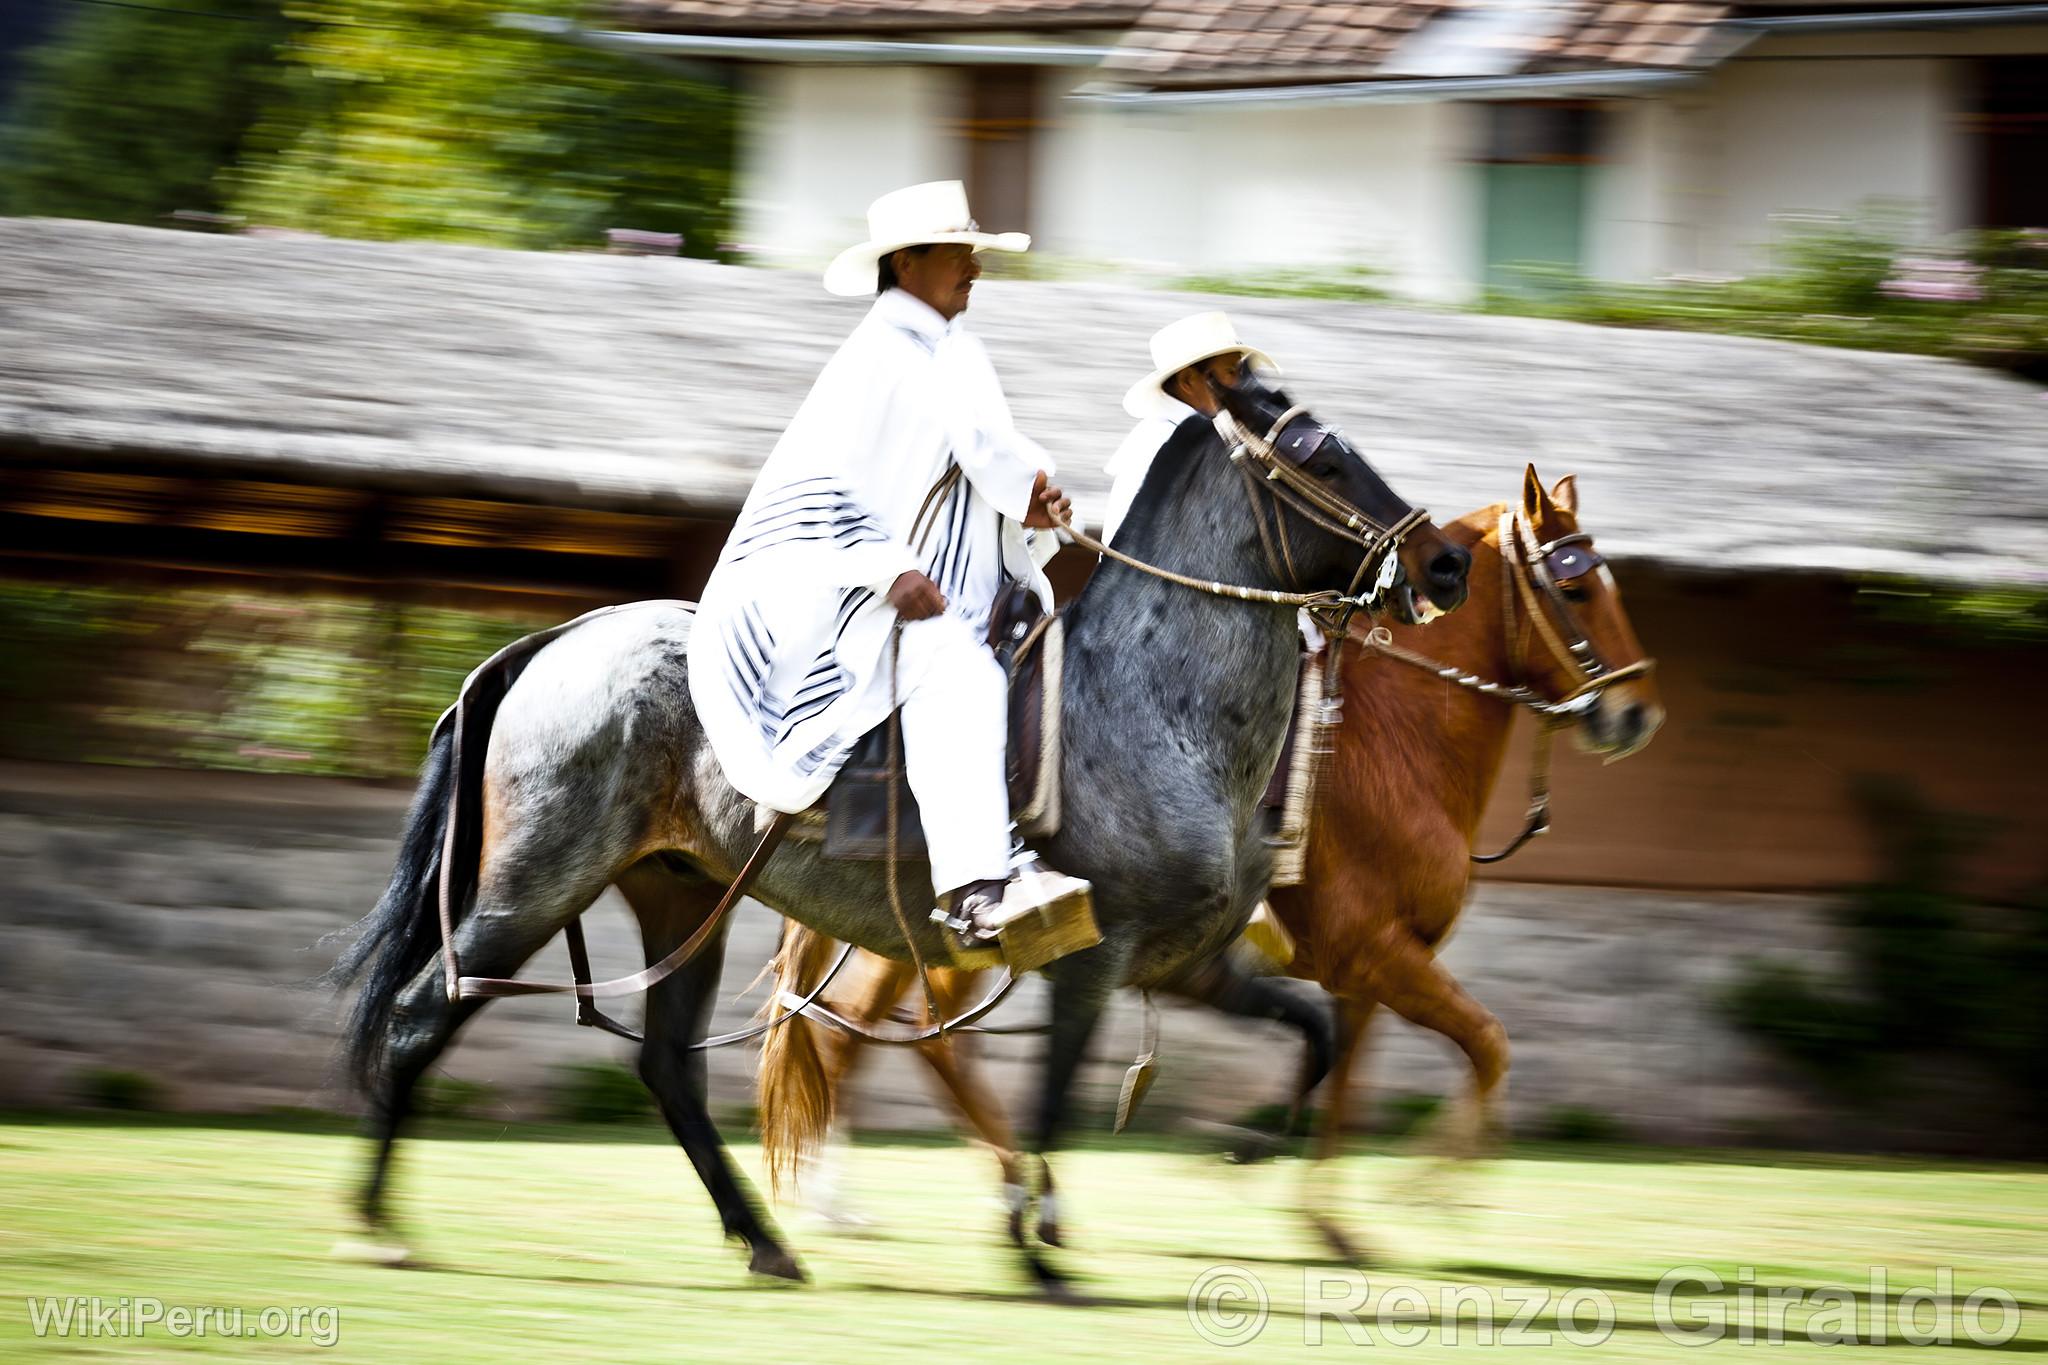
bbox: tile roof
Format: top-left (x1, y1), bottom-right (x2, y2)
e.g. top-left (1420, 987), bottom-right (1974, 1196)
top-left (1528, 1), bottom-right (1733, 72)
top-left (606, 0), bottom-right (1148, 33)
top-left (1104, 0), bottom-right (1458, 87)
top-left (7, 218), bottom-right (2048, 584)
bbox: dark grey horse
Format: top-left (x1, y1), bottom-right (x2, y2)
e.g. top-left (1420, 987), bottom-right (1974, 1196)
top-left (331, 373), bottom-right (1471, 1284)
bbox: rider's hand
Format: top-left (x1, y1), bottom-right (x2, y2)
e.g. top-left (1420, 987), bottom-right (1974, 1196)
top-left (888, 570), bottom-right (946, 621)
top-left (1024, 470), bottom-right (1071, 530)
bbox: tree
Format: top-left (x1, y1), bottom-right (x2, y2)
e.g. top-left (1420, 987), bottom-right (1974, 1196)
top-left (231, 0), bottom-right (737, 255)
top-left (0, 0), bottom-right (293, 222)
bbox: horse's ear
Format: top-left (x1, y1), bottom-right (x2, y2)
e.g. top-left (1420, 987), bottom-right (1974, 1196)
top-left (1550, 474), bottom-right (1579, 516)
top-left (1521, 464), bottom-right (1552, 520)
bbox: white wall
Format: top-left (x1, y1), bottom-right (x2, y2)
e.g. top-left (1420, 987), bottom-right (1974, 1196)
top-left (1037, 72), bottom-right (1483, 301)
top-left (1705, 56), bottom-right (1968, 268)
top-left (1588, 29), bottom-right (2048, 281)
top-left (733, 24), bottom-right (2044, 290)
top-left (737, 64), bottom-right (964, 267)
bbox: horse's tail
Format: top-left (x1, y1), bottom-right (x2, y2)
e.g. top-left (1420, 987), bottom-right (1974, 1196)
top-left (325, 717), bottom-right (463, 1094)
top-left (756, 921), bottom-right (839, 1196)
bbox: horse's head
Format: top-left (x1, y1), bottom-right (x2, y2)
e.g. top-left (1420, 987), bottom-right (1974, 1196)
top-left (1213, 366), bottom-right (1469, 627)
top-left (1506, 465), bottom-right (1663, 760)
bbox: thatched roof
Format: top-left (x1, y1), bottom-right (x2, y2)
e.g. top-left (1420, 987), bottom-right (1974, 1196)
top-left (3, 217), bottom-right (2044, 585)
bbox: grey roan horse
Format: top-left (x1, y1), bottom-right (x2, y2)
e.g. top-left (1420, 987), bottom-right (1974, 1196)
top-left (332, 372), bottom-right (1471, 1285)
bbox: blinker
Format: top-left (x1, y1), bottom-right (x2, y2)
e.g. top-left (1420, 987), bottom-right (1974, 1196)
top-left (1543, 544), bottom-right (1602, 583)
top-left (1276, 418), bottom-right (1330, 466)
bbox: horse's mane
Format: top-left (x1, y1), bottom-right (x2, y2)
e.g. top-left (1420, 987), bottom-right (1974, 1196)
top-left (1106, 412), bottom-right (1221, 554)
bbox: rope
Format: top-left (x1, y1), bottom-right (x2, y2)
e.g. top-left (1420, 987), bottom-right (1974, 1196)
top-left (884, 624), bottom-right (947, 1032)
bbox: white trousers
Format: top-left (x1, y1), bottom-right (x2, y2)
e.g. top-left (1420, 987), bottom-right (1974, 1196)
top-left (896, 616), bottom-right (1013, 895)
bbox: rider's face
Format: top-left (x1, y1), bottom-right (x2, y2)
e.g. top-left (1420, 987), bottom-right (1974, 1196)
top-left (1168, 354), bottom-right (1243, 417)
top-left (892, 244), bottom-right (981, 320)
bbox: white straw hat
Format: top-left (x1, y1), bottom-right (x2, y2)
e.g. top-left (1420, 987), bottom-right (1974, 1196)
top-left (1122, 312), bottom-right (1278, 419)
top-left (822, 180), bottom-right (1030, 298)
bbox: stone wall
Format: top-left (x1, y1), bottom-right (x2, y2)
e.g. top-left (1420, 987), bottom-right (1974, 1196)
top-left (0, 760), bottom-right (1896, 1150)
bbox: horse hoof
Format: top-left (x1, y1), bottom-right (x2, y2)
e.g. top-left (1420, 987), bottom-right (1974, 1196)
top-left (747, 1245), bottom-right (807, 1283)
top-left (1025, 1250), bottom-right (1077, 1301)
top-left (1229, 1131), bottom-right (1288, 1166)
top-left (1310, 1217), bottom-right (1371, 1266)
top-left (330, 1237), bottom-right (410, 1267)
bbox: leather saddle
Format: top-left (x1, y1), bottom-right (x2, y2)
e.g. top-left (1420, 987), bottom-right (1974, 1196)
top-left (799, 582), bottom-right (1064, 860)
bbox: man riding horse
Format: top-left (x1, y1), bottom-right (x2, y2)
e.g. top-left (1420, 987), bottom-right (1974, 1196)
top-left (1103, 311), bottom-right (1278, 548)
top-left (687, 180), bottom-right (1091, 959)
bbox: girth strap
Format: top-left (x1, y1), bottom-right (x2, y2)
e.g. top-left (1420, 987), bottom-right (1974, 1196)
top-left (451, 811), bottom-right (794, 1001)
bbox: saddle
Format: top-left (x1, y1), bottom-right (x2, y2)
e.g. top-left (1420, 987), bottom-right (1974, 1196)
top-left (793, 582), bottom-right (1064, 859)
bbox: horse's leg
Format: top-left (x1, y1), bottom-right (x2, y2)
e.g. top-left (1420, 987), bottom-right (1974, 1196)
top-left (355, 844), bottom-right (621, 1253)
top-left (1021, 948), bottom-right (1122, 1288)
top-left (1164, 952), bottom-right (1339, 1161)
top-left (1304, 995), bottom-right (1377, 1262)
top-left (1365, 932), bottom-right (1509, 1161)
top-left (911, 968), bottom-right (1033, 1241)
top-left (617, 859), bottom-right (802, 1281)
top-left (804, 951), bottom-right (918, 1228)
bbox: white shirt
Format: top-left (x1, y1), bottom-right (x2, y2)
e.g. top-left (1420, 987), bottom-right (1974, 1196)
top-left (689, 289), bottom-right (1056, 813)
top-left (1102, 397), bottom-right (1198, 548)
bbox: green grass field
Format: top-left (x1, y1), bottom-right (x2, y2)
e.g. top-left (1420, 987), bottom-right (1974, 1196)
top-left (1, 1114), bottom-right (2042, 1361)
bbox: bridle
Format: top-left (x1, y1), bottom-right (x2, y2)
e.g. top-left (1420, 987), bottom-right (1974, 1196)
top-left (1359, 504), bottom-right (1656, 862)
top-left (1054, 401), bottom-right (1430, 634)
top-left (1224, 405), bottom-right (1432, 637)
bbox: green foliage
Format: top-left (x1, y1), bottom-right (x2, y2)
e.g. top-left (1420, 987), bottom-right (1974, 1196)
top-left (550, 1060), bottom-right (654, 1124)
top-left (413, 1076), bottom-right (500, 1121)
top-left (1481, 215), bottom-right (2048, 381)
top-left (1172, 263), bottom-right (1392, 303)
top-left (0, 0), bottom-right (294, 222)
top-left (1855, 582), bottom-right (2048, 647)
top-left (1377, 1091), bottom-right (1443, 1136)
top-left (76, 1068), bottom-right (163, 1112)
top-left (1723, 780), bottom-right (2048, 1122)
top-left (232, 0), bottom-right (738, 254)
top-left (0, 581), bottom-right (545, 778)
top-left (1540, 1105), bottom-right (1626, 1144)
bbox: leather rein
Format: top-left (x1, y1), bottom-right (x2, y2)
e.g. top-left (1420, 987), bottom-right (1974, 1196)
top-left (1357, 507), bottom-right (1656, 863)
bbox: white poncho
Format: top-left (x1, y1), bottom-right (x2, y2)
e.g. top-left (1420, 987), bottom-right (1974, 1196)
top-left (689, 288), bottom-right (1057, 814)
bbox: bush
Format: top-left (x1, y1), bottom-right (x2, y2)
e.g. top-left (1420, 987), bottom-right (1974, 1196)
top-left (1540, 1105), bottom-right (1625, 1144)
top-left (231, 0), bottom-right (736, 255)
top-left (1173, 264), bottom-right (1391, 303)
top-left (1378, 1092), bottom-right (1443, 1136)
top-left (1722, 780), bottom-right (2048, 1126)
top-left (76, 1068), bottom-right (163, 1112)
top-left (550, 1061), bottom-right (653, 1124)
top-left (0, 0), bottom-right (293, 223)
top-left (1481, 214), bottom-right (2048, 382)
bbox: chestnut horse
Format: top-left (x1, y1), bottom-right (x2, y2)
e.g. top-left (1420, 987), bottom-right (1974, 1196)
top-left (760, 466), bottom-right (1663, 1250)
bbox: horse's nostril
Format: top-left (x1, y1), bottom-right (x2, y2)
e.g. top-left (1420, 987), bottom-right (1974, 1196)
top-left (1430, 549), bottom-right (1469, 587)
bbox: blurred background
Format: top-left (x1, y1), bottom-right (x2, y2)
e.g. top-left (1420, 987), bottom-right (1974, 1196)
top-left (0, 0), bottom-right (2045, 1159)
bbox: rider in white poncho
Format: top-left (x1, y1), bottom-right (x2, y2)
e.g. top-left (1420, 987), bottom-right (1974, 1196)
top-left (689, 181), bottom-right (1088, 948)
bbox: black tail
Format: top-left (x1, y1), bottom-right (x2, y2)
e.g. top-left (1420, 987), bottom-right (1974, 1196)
top-left (329, 720), bottom-right (463, 1093)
